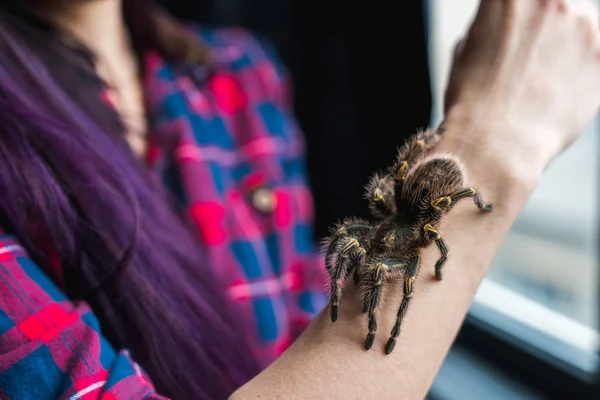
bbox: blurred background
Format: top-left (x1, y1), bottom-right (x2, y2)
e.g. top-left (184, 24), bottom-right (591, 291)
top-left (161, 0), bottom-right (600, 398)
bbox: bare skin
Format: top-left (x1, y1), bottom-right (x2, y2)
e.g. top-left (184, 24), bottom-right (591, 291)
top-left (22, 0), bottom-right (148, 157)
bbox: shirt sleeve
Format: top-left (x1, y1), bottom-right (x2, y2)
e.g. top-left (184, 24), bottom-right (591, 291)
top-left (0, 234), bottom-right (168, 400)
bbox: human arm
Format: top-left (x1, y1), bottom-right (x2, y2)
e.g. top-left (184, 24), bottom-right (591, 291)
top-left (229, 106), bottom-right (538, 400)
top-left (231, 0), bottom-right (600, 398)
top-left (0, 234), bottom-right (167, 400)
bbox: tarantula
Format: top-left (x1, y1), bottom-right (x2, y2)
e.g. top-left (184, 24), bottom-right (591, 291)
top-left (323, 124), bottom-right (493, 354)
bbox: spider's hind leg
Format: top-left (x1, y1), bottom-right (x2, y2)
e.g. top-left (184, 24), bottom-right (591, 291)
top-left (323, 219), bottom-right (372, 322)
top-left (422, 223), bottom-right (449, 281)
top-left (385, 254), bottom-right (420, 354)
top-left (361, 258), bottom-right (406, 350)
top-left (430, 187), bottom-right (493, 215)
top-left (452, 188), bottom-right (493, 212)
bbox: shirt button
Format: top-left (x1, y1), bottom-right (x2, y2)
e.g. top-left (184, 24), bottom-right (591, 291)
top-left (252, 188), bottom-right (277, 212)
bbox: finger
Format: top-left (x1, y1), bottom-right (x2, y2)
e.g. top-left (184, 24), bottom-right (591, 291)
top-left (570, 0), bottom-right (600, 49)
top-left (474, 0), bottom-right (506, 16)
top-left (569, 0), bottom-right (599, 24)
top-left (466, 0), bottom-right (511, 50)
top-left (471, 0), bottom-right (508, 30)
top-left (451, 38), bottom-right (466, 61)
top-left (567, 1), bottom-right (600, 75)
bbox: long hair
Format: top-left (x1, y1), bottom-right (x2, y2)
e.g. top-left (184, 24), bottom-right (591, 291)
top-left (0, 1), bottom-right (261, 398)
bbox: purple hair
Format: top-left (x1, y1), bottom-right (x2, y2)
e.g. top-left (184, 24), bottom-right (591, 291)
top-left (0, 2), bottom-right (261, 398)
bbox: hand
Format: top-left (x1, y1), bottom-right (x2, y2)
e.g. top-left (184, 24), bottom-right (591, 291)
top-left (443, 0), bottom-right (600, 172)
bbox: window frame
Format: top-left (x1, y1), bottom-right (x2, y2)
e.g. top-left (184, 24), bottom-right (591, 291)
top-left (455, 300), bottom-right (600, 399)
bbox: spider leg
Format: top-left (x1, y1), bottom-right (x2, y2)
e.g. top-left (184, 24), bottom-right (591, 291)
top-left (324, 219), bottom-right (372, 255)
top-left (323, 220), bottom-right (372, 322)
top-left (327, 241), bottom-right (363, 322)
top-left (364, 263), bottom-right (386, 350)
top-left (385, 255), bottom-right (420, 354)
top-left (346, 252), bottom-right (365, 285)
top-left (362, 259), bottom-right (407, 350)
top-left (451, 188), bottom-right (493, 212)
top-left (389, 124), bottom-right (445, 182)
top-left (353, 262), bottom-right (362, 285)
top-left (423, 224), bottom-right (448, 280)
top-left (365, 173), bottom-right (396, 219)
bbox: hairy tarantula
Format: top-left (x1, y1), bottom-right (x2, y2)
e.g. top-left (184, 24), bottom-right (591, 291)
top-left (323, 124), bottom-right (493, 354)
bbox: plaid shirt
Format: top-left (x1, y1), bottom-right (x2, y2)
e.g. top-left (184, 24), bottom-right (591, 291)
top-left (0, 27), bottom-right (327, 399)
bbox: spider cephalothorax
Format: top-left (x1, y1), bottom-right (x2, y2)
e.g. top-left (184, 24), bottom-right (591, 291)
top-left (323, 124), bottom-right (493, 354)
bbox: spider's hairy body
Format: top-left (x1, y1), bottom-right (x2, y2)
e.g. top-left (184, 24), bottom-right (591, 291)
top-left (323, 124), bottom-right (493, 354)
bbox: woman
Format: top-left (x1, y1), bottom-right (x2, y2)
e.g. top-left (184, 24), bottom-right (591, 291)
top-left (0, 1), bottom-right (322, 399)
top-left (1, 0), bottom-right (599, 399)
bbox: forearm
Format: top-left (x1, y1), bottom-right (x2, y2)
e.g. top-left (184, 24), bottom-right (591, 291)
top-left (231, 114), bottom-right (544, 400)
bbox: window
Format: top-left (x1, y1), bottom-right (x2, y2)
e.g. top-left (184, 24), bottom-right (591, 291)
top-left (428, 1), bottom-right (600, 397)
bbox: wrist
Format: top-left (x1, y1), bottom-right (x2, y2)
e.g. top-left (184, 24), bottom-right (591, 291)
top-left (438, 104), bottom-right (548, 196)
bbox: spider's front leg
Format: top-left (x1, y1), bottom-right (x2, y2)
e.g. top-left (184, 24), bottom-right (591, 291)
top-left (323, 219), bottom-right (372, 322)
top-left (361, 258), bottom-right (407, 350)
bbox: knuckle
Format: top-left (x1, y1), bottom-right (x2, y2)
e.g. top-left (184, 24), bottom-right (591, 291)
top-left (537, 0), bottom-right (563, 12)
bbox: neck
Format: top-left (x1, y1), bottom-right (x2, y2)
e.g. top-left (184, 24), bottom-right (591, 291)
top-left (24, 0), bottom-right (133, 69)
top-left (22, 0), bottom-right (147, 157)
